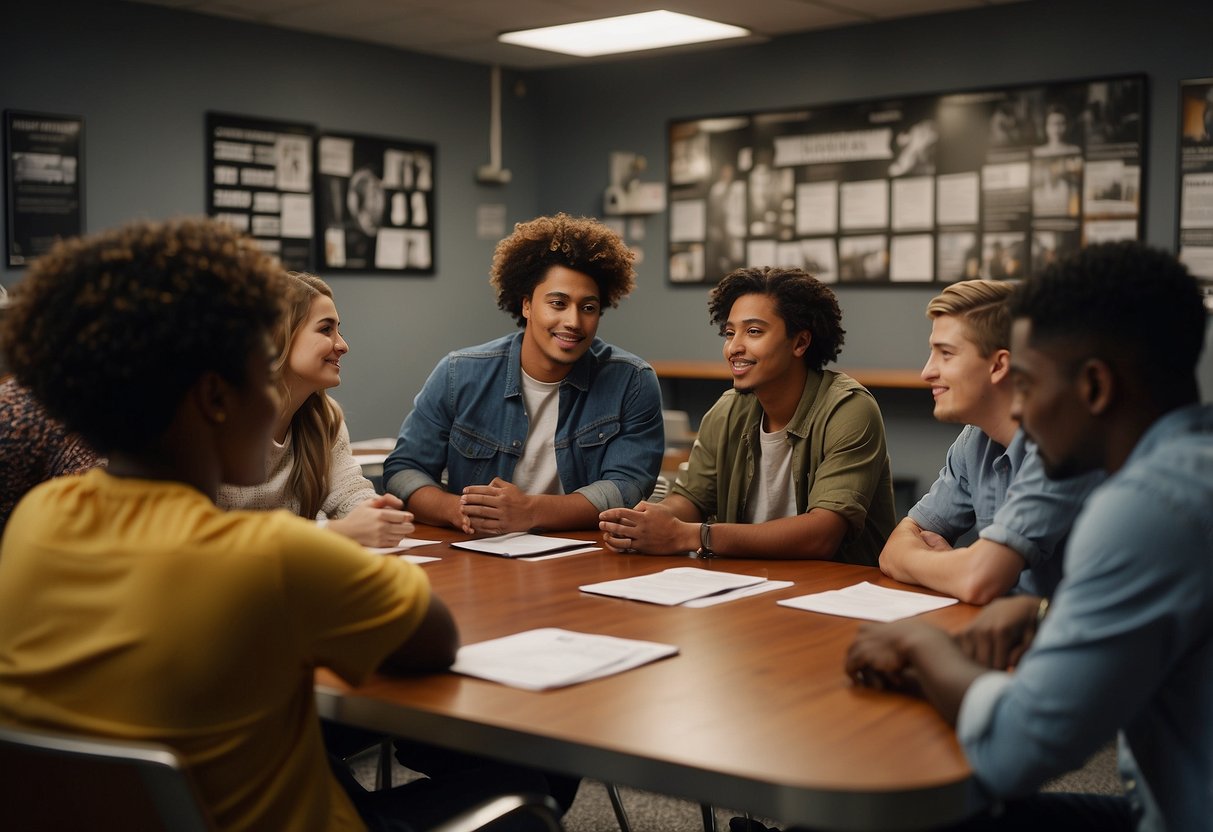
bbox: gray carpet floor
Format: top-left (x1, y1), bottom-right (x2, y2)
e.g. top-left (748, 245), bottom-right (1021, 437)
top-left (350, 739), bottom-right (1123, 831)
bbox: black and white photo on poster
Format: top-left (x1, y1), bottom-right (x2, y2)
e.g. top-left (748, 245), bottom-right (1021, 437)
top-left (668, 75), bottom-right (1144, 285)
top-left (5, 111), bottom-right (83, 267)
top-left (317, 131), bottom-right (435, 274)
top-left (1178, 78), bottom-right (1213, 283)
top-left (206, 112), bottom-right (314, 272)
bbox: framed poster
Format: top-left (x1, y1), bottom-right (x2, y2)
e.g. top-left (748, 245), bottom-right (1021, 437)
top-left (668, 75), bottom-right (1146, 285)
top-left (4, 111), bottom-right (84, 267)
top-left (1178, 78), bottom-right (1213, 286)
top-left (316, 131), bottom-right (435, 274)
top-left (206, 112), bottom-right (316, 272)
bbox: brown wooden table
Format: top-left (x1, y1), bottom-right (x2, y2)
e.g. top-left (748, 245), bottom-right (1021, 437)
top-left (315, 526), bottom-right (984, 831)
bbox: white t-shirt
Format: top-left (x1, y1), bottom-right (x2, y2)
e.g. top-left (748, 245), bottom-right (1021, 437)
top-left (745, 423), bottom-right (797, 524)
top-left (511, 371), bottom-right (564, 495)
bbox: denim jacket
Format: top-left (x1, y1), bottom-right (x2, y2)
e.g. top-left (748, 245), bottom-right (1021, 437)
top-left (384, 332), bottom-right (664, 512)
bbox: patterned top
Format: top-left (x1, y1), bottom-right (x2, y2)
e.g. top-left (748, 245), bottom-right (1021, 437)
top-left (0, 377), bottom-right (102, 537)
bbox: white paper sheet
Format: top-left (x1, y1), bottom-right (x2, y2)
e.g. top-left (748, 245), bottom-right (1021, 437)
top-left (681, 579), bottom-right (793, 607)
top-left (451, 532), bottom-right (593, 558)
top-left (451, 628), bottom-right (679, 691)
top-left (778, 581), bottom-right (958, 622)
top-left (579, 567), bottom-right (768, 606)
top-left (518, 546), bottom-right (602, 562)
top-left (365, 537), bottom-right (443, 556)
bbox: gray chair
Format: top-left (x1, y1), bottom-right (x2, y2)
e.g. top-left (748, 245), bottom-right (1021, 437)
top-left (0, 724), bottom-right (563, 832)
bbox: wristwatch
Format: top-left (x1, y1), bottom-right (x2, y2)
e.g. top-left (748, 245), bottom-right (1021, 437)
top-left (696, 521), bottom-right (717, 559)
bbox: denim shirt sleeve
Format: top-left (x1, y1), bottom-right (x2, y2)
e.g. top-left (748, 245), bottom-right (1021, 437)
top-left (978, 443), bottom-right (1102, 571)
top-left (957, 475), bottom-right (1212, 806)
top-left (572, 363), bottom-right (664, 511)
top-left (384, 354), bottom-right (452, 502)
top-left (907, 425), bottom-right (978, 542)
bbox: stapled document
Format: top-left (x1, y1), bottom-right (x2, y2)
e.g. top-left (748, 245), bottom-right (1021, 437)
top-left (451, 627), bottom-right (679, 690)
top-left (579, 567), bottom-right (772, 606)
top-left (451, 532), bottom-right (595, 558)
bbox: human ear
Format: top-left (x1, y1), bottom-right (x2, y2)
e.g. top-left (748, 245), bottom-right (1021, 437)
top-left (989, 349), bottom-right (1011, 384)
top-left (521, 295), bottom-right (531, 323)
top-left (193, 371), bottom-right (235, 427)
top-left (792, 329), bottom-right (811, 357)
top-left (1079, 359), bottom-right (1115, 416)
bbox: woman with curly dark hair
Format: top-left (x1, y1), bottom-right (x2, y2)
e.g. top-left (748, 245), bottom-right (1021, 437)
top-left (0, 218), bottom-right (554, 832)
top-left (383, 212), bottom-right (663, 539)
top-left (600, 266), bottom-right (896, 566)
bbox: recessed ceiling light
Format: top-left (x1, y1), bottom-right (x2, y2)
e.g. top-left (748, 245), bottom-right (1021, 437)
top-left (498, 10), bottom-right (750, 58)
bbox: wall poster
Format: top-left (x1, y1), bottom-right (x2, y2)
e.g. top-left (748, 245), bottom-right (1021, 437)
top-left (668, 75), bottom-right (1146, 285)
top-left (4, 111), bottom-right (84, 268)
top-left (1178, 78), bottom-right (1213, 287)
top-left (206, 112), bottom-right (315, 272)
top-left (316, 131), bottom-right (435, 274)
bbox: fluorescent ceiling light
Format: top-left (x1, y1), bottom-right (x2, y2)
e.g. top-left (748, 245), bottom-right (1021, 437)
top-left (498, 10), bottom-right (750, 58)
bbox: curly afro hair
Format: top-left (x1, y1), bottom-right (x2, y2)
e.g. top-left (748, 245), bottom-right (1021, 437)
top-left (0, 218), bottom-right (285, 455)
top-left (708, 266), bottom-right (845, 371)
top-left (490, 213), bottom-right (636, 326)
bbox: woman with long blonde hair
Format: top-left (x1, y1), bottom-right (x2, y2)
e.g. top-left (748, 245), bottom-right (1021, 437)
top-left (219, 272), bottom-right (413, 546)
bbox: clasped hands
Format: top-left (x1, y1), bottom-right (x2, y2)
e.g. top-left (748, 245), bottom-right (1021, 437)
top-left (598, 501), bottom-right (691, 554)
top-left (457, 477), bottom-right (536, 536)
top-left (845, 593), bottom-right (1045, 692)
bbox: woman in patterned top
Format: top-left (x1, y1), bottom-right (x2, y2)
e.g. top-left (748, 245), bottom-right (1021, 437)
top-left (0, 376), bottom-right (102, 537)
top-left (217, 272), bottom-right (414, 547)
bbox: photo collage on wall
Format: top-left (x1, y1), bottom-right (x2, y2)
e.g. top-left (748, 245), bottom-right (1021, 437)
top-left (316, 132), bottom-right (435, 274)
top-left (1178, 78), bottom-right (1213, 287)
top-left (205, 112), bottom-right (435, 276)
top-left (667, 75), bottom-right (1145, 285)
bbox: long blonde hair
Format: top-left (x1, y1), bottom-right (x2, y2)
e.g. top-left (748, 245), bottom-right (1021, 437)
top-left (278, 272), bottom-right (343, 519)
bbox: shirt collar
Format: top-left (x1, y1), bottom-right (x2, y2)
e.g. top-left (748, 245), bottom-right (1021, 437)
top-left (505, 330), bottom-right (595, 397)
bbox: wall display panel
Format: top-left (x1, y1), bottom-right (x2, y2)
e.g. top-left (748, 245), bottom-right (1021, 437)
top-left (4, 111), bottom-right (84, 268)
top-left (206, 112), bottom-right (315, 272)
top-left (1178, 78), bottom-right (1213, 284)
top-left (316, 131), bottom-right (435, 275)
top-left (667, 76), bottom-right (1146, 285)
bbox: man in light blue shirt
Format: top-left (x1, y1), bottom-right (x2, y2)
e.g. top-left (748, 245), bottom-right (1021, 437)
top-left (880, 280), bottom-right (1101, 603)
top-left (846, 242), bottom-right (1212, 831)
top-left (384, 213), bottom-right (663, 535)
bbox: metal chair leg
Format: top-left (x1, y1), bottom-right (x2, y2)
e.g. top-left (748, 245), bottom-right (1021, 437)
top-left (606, 782), bottom-right (632, 832)
top-left (375, 738), bottom-right (393, 790)
top-left (700, 802), bottom-right (719, 832)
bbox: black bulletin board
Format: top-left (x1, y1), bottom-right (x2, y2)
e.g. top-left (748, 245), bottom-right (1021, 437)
top-left (4, 110), bottom-right (84, 268)
top-left (668, 75), bottom-right (1146, 286)
top-left (205, 112), bottom-right (316, 272)
top-left (316, 131), bottom-right (435, 274)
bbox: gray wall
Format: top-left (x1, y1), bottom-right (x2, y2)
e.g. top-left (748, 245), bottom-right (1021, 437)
top-left (527, 0), bottom-right (1213, 487)
top-left (1, 0), bottom-right (544, 439)
top-left (3, 0), bottom-right (1212, 492)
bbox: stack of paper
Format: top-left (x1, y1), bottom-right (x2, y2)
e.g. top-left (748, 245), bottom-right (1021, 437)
top-left (580, 567), bottom-right (789, 606)
top-left (451, 628), bottom-right (679, 690)
top-left (451, 532), bottom-right (599, 558)
top-left (778, 581), bottom-right (958, 622)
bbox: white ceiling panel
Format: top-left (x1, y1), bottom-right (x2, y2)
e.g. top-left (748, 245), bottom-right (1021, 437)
top-left (121, 0), bottom-right (1022, 68)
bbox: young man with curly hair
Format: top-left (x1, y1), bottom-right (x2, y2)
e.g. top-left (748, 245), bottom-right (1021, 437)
top-left (600, 266), bottom-right (895, 563)
top-left (384, 213), bottom-right (663, 535)
top-left (847, 241), bottom-right (1212, 832)
top-left (878, 280), bottom-right (1102, 604)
